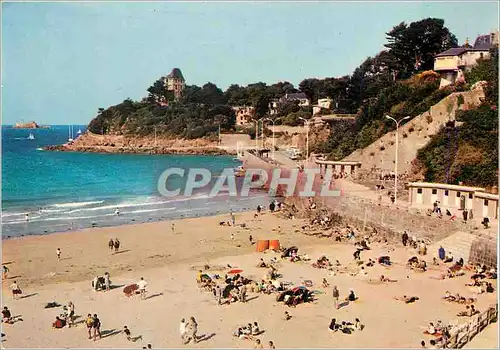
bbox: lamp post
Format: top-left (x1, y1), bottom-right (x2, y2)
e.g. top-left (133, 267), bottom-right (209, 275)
top-left (385, 115), bottom-right (410, 205)
top-left (262, 117), bottom-right (277, 160)
top-left (298, 117), bottom-right (310, 163)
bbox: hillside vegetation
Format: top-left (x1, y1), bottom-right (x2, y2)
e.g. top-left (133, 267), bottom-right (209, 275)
top-left (413, 52), bottom-right (498, 187)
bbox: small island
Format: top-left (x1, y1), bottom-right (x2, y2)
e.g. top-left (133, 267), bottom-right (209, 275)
top-left (12, 121), bottom-right (50, 129)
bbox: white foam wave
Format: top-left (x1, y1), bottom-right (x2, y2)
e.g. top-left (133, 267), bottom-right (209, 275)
top-left (52, 200), bottom-right (105, 209)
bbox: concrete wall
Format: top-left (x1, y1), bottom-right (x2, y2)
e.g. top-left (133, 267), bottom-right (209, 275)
top-left (473, 195), bottom-right (499, 219)
top-left (469, 235), bottom-right (497, 268)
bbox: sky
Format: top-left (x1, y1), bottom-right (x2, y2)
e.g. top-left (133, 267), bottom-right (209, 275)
top-left (1, 1), bottom-right (499, 125)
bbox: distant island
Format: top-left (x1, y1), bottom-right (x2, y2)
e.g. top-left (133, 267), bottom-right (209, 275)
top-left (12, 121), bottom-right (50, 129)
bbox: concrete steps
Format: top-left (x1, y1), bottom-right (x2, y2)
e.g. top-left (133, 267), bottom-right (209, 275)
top-left (428, 231), bottom-right (477, 263)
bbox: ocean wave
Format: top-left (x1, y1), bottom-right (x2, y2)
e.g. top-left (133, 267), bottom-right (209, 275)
top-left (51, 200), bottom-right (105, 209)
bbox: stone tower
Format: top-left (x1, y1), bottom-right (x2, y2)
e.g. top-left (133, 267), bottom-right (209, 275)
top-left (164, 68), bottom-right (185, 100)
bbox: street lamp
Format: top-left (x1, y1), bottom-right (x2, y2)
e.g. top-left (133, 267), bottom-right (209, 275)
top-left (262, 117), bottom-right (277, 160)
top-left (385, 115), bottom-right (411, 205)
top-left (254, 119), bottom-right (262, 151)
top-left (298, 117), bottom-right (310, 162)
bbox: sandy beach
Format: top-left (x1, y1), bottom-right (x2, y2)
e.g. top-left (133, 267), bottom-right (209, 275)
top-left (1, 211), bottom-right (498, 348)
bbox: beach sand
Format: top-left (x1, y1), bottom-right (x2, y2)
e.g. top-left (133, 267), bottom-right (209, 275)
top-left (1, 211), bottom-right (497, 348)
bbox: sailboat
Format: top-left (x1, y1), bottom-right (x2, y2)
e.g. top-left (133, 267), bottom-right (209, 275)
top-left (27, 132), bottom-right (35, 140)
top-left (68, 125), bottom-right (74, 143)
top-left (77, 128), bottom-right (82, 135)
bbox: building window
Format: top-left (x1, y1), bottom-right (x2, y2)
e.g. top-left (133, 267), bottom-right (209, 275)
top-left (484, 199), bottom-right (489, 206)
top-left (432, 189), bottom-right (437, 195)
top-left (444, 190), bottom-right (449, 196)
top-left (417, 188), bottom-right (422, 194)
top-left (457, 191), bottom-right (461, 197)
top-left (469, 193), bottom-right (473, 199)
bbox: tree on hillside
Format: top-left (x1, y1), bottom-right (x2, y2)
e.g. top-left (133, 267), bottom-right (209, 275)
top-left (385, 18), bottom-right (458, 78)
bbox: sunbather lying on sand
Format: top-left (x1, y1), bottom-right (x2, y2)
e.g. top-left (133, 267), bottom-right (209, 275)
top-left (457, 305), bottom-right (479, 317)
top-left (380, 275), bottom-right (397, 282)
top-left (394, 295), bottom-right (419, 303)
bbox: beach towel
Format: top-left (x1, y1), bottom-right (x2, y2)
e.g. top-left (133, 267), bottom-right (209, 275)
top-left (123, 284), bottom-right (139, 297)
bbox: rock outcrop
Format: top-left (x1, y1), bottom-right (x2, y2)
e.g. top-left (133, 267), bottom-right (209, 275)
top-left (13, 121), bottom-right (48, 129)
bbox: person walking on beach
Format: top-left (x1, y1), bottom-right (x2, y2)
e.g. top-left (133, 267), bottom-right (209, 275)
top-left (186, 316), bottom-right (198, 344)
top-left (92, 314), bottom-right (102, 341)
top-left (214, 285), bottom-right (222, 305)
top-left (104, 272), bottom-right (111, 292)
top-left (123, 325), bottom-right (132, 341)
top-left (138, 277), bottom-right (148, 299)
top-left (66, 301), bottom-right (75, 327)
top-left (114, 239), bottom-right (120, 253)
top-left (3, 265), bottom-right (9, 279)
top-left (402, 231), bottom-right (409, 246)
top-left (332, 286), bottom-right (339, 309)
top-left (171, 223), bottom-right (175, 234)
top-left (179, 318), bottom-right (187, 343)
top-left (86, 314), bottom-right (94, 339)
top-left (230, 211), bottom-right (236, 226)
top-left (56, 248), bottom-right (61, 261)
top-left (108, 239), bottom-right (114, 252)
top-left (10, 281), bottom-right (21, 300)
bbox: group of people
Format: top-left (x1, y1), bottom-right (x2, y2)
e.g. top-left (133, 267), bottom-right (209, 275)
top-left (328, 318), bottom-right (363, 334)
top-left (179, 317), bottom-right (198, 344)
top-left (108, 238), bottom-right (121, 253)
top-left (232, 321), bottom-right (262, 339)
top-left (92, 272), bottom-right (111, 292)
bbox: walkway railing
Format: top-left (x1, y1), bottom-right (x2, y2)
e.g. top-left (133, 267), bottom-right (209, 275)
top-left (444, 303), bottom-right (498, 348)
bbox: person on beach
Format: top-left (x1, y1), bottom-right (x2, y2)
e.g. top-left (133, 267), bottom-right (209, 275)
top-left (114, 238), bottom-right (120, 253)
top-left (254, 339), bottom-right (263, 349)
top-left (56, 248), bottom-right (61, 261)
top-left (108, 239), bottom-right (114, 252)
top-left (104, 272), bottom-right (111, 291)
top-left (171, 223), bottom-right (175, 234)
top-left (185, 316), bottom-right (198, 344)
top-left (92, 314), bottom-right (102, 341)
top-left (179, 318), bottom-right (187, 343)
top-left (284, 311), bottom-right (292, 321)
top-left (332, 286), bottom-right (340, 309)
top-left (3, 265), bottom-right (9, 279)
top-left (269, 341), bottom-right (275, 349)
top-left (52, 316), bottom-right (66, 329)
top-left (123, 325), bottom-right (132, 341)
top-left (67, 301), bottom-right (75, 327)
top-left (138, 277), bottom-right (148, 299)
top-left (92, 276), bottom-right (99, 291)
top-left (2, 307), bottom-right (13, 324)
top-left (10, 281), bottom-right (21, 299)
top-left (230, 211), bottom-right (235, 226)
top-left (115, 208), bottom-right (120, 215)
top-left (86, 314), bottom-right (94, 339)
top-left (402, 231), bottom-right (409, 246)
top-left (346, 289), bottom-right (357, 302)
top-left (25, 213), bottom-right (29, 222)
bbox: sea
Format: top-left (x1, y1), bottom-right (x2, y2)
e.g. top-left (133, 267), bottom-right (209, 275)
top-left (1, 125), bottom-right (270, 238)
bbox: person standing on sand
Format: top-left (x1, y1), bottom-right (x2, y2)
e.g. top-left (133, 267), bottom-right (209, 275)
top-left (402, 231), bottom-right (409, 246)
top-left (3, 265), bottom-right (9, 279)
top-left (86, 314), bottom-right (94, 339)
top-left (56, 248), bottom-right (61, 261)
top-left (332, 286), bottom-right (339, 309)
top-left (186, 316), bottom-right (198, 344)
top-left (10, 281), bottom-right (21, 300)
top-left (67, 301), bottom-right (75, 327)
top-left (114, 239), bottom-right (120, 253)
top-left (92, 314), bottom-right (102, 341)
top-left (104, 272), bottom-right (111, 292)
top-left (138, 277), bottom-right (148, 299)
top-left (179, 318), bottom-right (187, 343)
top-left (171, 223), bottom-right (175, 234)
top-left (108, 239), bottom-right (114, 252)
top-left (230, 211), bottom-right (235, 226)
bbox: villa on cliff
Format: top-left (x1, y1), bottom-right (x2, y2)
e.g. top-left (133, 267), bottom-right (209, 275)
top-left (161, 68), bottom-right (185, 100)
top-left (233, 106), bottom-right (256, 126)
top-left (269, 92), bottom-right (311, 115)
top-left (434, 31), bottom-right (499, 88)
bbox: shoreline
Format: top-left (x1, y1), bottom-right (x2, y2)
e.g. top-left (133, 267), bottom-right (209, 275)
top-left (43, 144), bottom-right (233, 156)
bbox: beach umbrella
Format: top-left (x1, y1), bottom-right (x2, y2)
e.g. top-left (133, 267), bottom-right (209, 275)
top-left (228, 269), bottom-right (243, 275)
